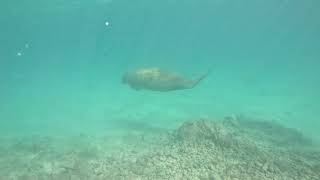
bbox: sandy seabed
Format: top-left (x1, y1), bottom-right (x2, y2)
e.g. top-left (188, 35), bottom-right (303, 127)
top-left (0, 115), bottom-right (319, 180)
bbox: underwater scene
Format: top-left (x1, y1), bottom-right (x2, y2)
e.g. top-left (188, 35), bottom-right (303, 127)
top-left (0, 0), bottom-right (320, 179)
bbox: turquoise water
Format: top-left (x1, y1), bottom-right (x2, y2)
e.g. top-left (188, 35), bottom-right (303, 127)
top-left (1, 0), bottom-right (320, 179)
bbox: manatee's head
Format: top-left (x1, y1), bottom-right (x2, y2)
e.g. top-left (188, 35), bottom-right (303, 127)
top-left (122, 71), bottom-right (143, 90)
top-left (122, 72), bottom-right (129, 84)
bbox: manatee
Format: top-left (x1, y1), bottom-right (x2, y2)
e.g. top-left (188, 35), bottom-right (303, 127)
top-left (122, 67), bottom-right (210, 92)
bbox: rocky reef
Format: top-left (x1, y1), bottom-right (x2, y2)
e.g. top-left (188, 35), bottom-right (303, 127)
top-left (1, 116), bottom-right (319, 180)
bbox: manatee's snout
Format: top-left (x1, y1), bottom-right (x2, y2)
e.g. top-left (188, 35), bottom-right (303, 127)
top-left (121, 76), bottom-right (127, 84)
top-left (122, 73), bottom-right (128, 84)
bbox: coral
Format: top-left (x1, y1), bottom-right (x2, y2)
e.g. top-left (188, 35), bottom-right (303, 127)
top-left (0, 117), bottom-right (319, 180)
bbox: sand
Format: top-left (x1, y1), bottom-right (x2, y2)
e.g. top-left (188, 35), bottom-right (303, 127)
top-left (1, 115), bottom-right (319, 180)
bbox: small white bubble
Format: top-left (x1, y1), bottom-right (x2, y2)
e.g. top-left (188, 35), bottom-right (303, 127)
top-left (105, 21), bottom-right (110, 27)
top-left (17, 52), bottom-right (22, 56)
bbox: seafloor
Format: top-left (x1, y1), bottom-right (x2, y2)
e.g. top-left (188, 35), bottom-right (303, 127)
top-left (0, 115), bottom-right (319, 180)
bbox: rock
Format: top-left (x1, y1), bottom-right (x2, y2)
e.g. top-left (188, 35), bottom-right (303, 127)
top-left (175, 119), bottom-right (237, 149)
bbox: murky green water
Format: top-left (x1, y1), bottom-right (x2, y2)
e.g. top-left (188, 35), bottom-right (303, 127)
top-left (1, 0), bottom-right (319, 179)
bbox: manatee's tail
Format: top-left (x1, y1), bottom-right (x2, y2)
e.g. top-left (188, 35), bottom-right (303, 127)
top-left (189, 69), bottom-right (211, 89)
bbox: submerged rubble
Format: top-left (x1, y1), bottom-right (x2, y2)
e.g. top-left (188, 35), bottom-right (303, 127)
top-left (0, 116), bottom-right (319, 180)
